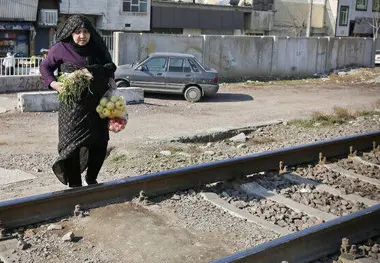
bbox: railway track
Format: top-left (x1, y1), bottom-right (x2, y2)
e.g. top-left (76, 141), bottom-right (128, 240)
top-left (0, 130), bottom-right (379, 263)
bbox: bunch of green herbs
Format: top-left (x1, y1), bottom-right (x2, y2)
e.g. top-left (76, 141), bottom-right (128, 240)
top-left (57, 68), bottom-right (93, 106)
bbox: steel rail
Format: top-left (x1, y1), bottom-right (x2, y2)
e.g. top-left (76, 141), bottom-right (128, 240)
top-left (0, 131), bottom-right (379, 229)
top-left (212, 204), bottom-right (380, 263)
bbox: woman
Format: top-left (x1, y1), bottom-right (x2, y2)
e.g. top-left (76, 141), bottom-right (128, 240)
top-left (40, 15), bottom-right (116, 187)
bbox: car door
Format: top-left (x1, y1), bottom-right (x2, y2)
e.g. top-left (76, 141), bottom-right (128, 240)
top-left (130, 57), bottom-right (167, 92)
top-left (165, 57), bottom-right (193, 93)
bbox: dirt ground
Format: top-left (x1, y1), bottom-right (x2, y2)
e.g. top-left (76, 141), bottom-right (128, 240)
top-left (1, 67), bottom-right (380, 263)
top-left (1, 67), bottom-right (380, 155)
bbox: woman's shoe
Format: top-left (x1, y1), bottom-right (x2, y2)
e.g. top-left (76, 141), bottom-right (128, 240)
top-left (85, 178), bottom-right (98, 185)
top-left (69, 183), bottom-right (82, 188)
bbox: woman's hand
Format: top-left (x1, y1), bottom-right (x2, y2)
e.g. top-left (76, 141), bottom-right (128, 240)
top-left (50, 81), bottom-right (63, 93)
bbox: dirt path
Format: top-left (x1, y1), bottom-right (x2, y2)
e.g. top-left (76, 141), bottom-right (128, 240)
top-left (1, 79), bottom-right (379, 154)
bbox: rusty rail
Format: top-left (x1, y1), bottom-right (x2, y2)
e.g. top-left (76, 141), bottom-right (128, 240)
top-left (213, 204), bottom-right (380, 263)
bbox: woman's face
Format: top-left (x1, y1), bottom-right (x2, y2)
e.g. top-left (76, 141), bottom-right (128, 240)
top-left (72, 28), bottom-right (90, 46)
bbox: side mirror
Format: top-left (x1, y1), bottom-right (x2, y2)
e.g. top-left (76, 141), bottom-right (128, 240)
top-left (140, 65), bottom-right (148, 71)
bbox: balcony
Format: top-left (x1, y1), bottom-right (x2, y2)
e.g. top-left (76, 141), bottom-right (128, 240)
top-left (39, 9), bottom-right (58, 27)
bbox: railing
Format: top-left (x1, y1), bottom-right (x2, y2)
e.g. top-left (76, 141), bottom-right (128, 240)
top-left (0, 56), bottom-right (44, 76)
top-left (39, 9), bottom-right (58, 26)
top-left (102, 35), bottom-right (114, 60)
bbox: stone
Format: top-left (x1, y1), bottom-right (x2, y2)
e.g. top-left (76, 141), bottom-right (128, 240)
top-left (62, 232), bottom-right (74, 242)
top-left (74, 204), bottom-right (84, 217)
top-left (236, 144), bottom-right (247, 149)
top-left (371, 244), bottom-right (379, 253)
top-left (47, 224), bottom-right (63, 231)
top-left (160, 150), bottom-right (171, 156)
top-left (17, 240), bottom-right (30, 250)
top-left (229, 133), bottom-right (246, 143)
top-left (171, 194), bottom-right (181, 201)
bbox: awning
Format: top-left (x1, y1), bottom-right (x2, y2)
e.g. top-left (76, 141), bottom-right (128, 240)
top-left (353, 17), bottom-right (376, 35)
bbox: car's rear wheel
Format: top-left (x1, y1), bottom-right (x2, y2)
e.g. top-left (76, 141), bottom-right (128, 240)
top-left (116, 80), bottom-right (130, 87)
top-left (184, 86), bottom-right (202, 102)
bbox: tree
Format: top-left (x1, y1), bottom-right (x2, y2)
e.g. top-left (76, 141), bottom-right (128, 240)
top-left (369, 0), bottom-right (380, 39)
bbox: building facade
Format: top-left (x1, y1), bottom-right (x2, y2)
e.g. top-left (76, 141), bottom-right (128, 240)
top-left (0, 0), bottom-right (39, 57)
top-left (35, 0), bottom-right (59, 54)
top-left (336, 0), bottom-right (380, 37)
top-left (150, 0), bottom-right (274, 36)
top-left (0, 0), bottom-right (59, 57)
top-left (270, 0), bottom-right (326, 36)
top-left (59, 0), bottom-right (151, 33)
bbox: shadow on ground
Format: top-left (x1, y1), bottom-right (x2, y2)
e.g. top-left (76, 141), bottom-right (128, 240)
top-left (143, 92), bottom-right (253, 103)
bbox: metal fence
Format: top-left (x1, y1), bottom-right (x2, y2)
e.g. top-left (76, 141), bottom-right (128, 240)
top-left (102, 35), bottom-right (114, 60)
top-left (0, 56), bottom-right (44, 76)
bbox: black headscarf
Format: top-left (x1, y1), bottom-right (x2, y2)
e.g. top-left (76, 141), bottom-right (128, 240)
top-left (55, 15), bottom-right (113, 65)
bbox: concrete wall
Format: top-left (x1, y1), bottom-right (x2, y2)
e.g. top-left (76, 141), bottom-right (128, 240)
top-left (327, 37), bottom-right (372, 70)
top-left (115, 33), bottom-right (374, 80)
top-left (114, 33), bottom-right (204, 66)
top-left (0, 76), bottom-right (48, 93)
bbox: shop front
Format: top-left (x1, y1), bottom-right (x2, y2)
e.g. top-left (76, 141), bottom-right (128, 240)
top-left (0, 22), bottom-right (36, 57)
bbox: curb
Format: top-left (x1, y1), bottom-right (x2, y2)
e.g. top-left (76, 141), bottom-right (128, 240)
top-left (17, 87), bottom-right (144, 112)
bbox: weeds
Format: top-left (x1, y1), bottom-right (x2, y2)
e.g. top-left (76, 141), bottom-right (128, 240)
top-left (249, 137), bottom-right (276, 144)
top-left (110, 154), bottom-right (128, 163)
top-left (289, 107), bottom-right (378, 128)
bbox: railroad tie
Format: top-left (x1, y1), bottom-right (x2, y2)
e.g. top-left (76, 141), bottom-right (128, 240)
top-left (350, 156), bottom-right (380, 169)
top-left (283, 173), bottom-right (378, 207)
top-left (324, 164), bottom-right (380, 187)
top-left (238, 181), bottom-right (337, 221)
top-left (200, 192), bottom-right (291, 235)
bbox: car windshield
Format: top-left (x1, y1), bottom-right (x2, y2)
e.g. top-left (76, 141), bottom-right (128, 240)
top-left (133, 56), bottom-right (149, 68)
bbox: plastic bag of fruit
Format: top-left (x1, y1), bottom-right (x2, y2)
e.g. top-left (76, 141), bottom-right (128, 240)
top-left (96, 89), bottom-right (128, 133)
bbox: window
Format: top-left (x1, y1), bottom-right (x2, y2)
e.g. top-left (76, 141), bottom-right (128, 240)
top-left (122, 0), bottom-right (147, 12)
top-left (184, 59), bottom-right (191, 73)
top-left (188, 59), bottom-right (200, 72)
top-left (373, 0), bottom-right (380, 11)
top-left (168, 58), bottom-right (184, 72)
top-left (144, 57), bottom-right (166, 72)
top-left (339, 6), bottom-right (349, 26)
top-left (356, 0), bottom-right (367, 10)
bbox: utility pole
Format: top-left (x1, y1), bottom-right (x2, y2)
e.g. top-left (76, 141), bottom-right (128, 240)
top-left (306, 0), bottom-right (313, 37)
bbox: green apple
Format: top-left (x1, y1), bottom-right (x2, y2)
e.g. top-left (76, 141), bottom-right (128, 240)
top-left (96, 105), bottom-right (103, 114)
top-left (106, 102), bottom-right (115, 110)
top-left (100, 97), bottom-right (108, 107)
top-left (110, 95), bottom-right (119, 103)
top-left (102, 108), bottom-right (111, 117)
top-left (115, 101), bottom-right (124, 110)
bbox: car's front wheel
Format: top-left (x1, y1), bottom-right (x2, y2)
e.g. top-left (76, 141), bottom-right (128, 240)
top-left (116, 80), bottom-right (130, 87)
top-left (184, 86), bottom-right (202, 102)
